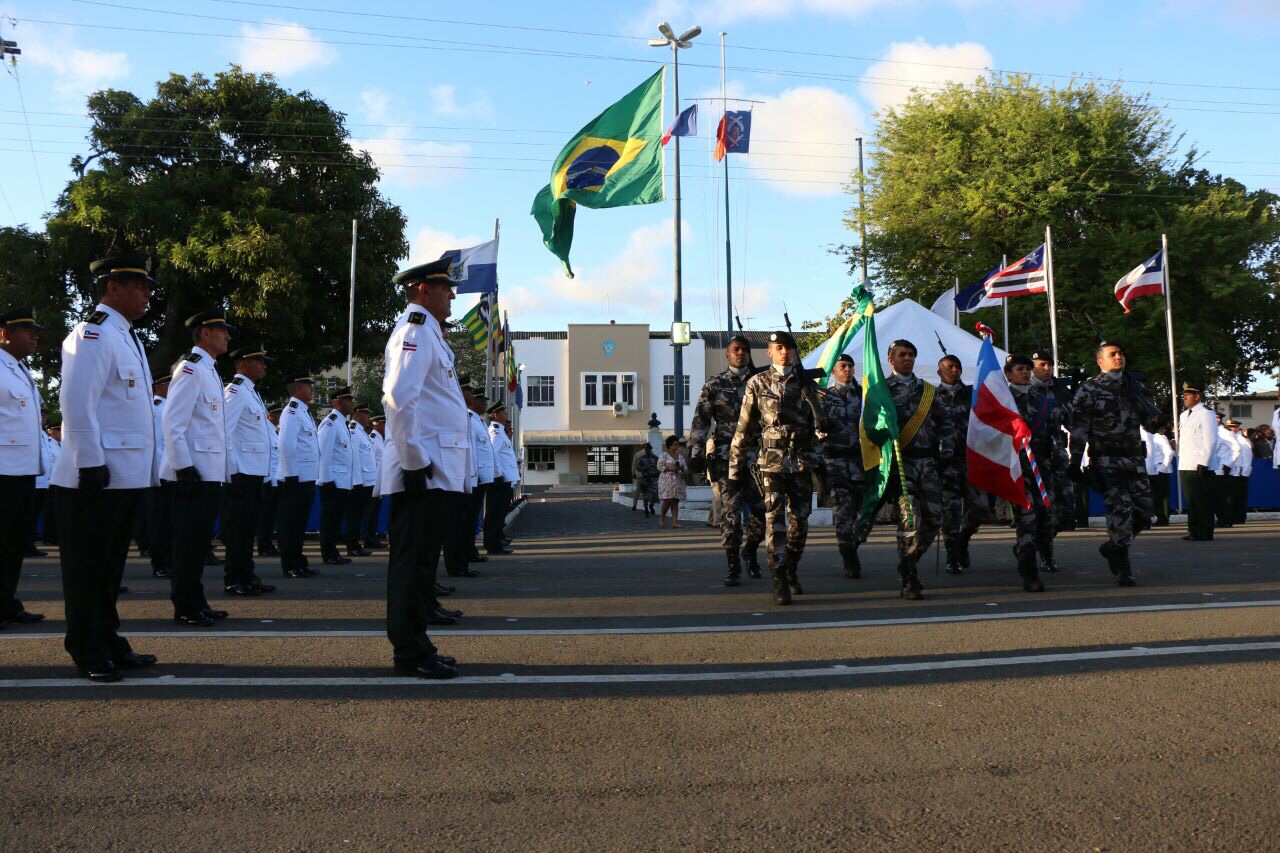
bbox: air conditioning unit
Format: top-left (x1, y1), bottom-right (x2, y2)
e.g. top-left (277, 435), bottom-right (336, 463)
top-left (611, 401), bottom-right (628, 417)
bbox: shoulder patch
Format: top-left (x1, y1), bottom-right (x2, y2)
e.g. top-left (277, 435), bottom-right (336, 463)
top-left (348, 421), bottom-right (357, 430)
top-left (87, 310), bottom-right (107, 326)
top-left (231, 376), bottom-right (244, 385)
top-left (288, 400), bottom-right (298, 409)
top-left (184, 352), bottom-right (202, 363)
top-left (153, 398), bottom-right (162, 406)
top-left (326, 412), bottom-right (337, 421)
top-left (407, 312), bottom-right (426, 325)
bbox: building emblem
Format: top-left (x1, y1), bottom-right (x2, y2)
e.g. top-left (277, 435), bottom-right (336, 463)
top-left (602, 339), bottom-right (616, 357)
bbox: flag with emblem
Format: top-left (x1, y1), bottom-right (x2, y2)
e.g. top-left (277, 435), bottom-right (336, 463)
top-left (714, 110), bottom-right (752, 161)
top-left (460, 294), bottom-right (491, 352)
top-left (814, 284), bottom-right (871, 388)
top-left (530, 69), bottom-right (665, 277)
top-left (853, 298), bottom-right (902, 538)
top-left (1113, 248), bottom-right (1165, 312)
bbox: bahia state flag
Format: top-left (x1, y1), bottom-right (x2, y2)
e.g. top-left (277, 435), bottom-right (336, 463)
top-left (966, 333), bottom-right (1031, 509)
top-left (531, 69), bottom-right (665, 277)
top-left (1114, 249), bottom-right (1164, 313)
top-left (439, 235), bottom-right (498, 294)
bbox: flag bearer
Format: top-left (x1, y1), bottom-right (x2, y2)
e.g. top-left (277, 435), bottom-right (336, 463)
top-left (934, 354), bottom-right (984, 575)
top-left (818, 354), bottom-right (865, 580)
top-left (1003, 355), bottom-right (1051, 592)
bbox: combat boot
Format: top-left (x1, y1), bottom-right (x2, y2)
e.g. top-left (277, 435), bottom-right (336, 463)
top-left (768, 553), bottom-right (791, 605)
top-left (724, 550), bottom-right (742, 587)
top-left (1036, 533), bottom-right (1058, 573)
top-left (1115, 545), bottom-right (1136, 587)
top-left (957, 529), bottom-right (975, 569)
top-left (742, 547), bottom-right (763, 579)
top-left (898, 555), bottom-right (924, 600)
top-left (839, 544), bottom-right (862, 579)
top-left (1015, 544), bottom-right (1045, 592)
top-left (784, 549), bottom-right (803, 595)
top-left (943, 537), bottom-right (963, 575)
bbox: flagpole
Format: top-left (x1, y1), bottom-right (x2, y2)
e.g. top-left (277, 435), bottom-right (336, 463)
top-left (491, 219), bottom-right (500, 402)
top-left (483, 293), bottom-right (493, 402)
top-left (672, 41), bottom-right (686, 437)
top-left (1001, 254), bottom-right (1009, 351)
top-left (1161, 233), bottom-right (1182, 512)
top-left (953, 276), bottom-right (959, 326)
top-left (1045, 225), bottom-right (1060, 372)
top-left (346, 218), bottom-right (357, 385)
top-left (721, 31), bottom-right (733, 340)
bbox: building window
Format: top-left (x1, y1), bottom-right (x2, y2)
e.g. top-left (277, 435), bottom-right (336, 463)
top-left (663, 374), bottom-right (691, 407)
top-left (1229, 403), bottom-right (1253, 419)
top-left (526, 375), bottom-right (555, 407)
top-left (527, 446), bottom-right (556, 471)
top-left (583, 374), bottom-right (598, 407)
top-left (581, 373), bottom-right (640, 410)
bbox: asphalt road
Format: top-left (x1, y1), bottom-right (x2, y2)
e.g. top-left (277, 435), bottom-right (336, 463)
top-left (2, 494), bottom-right (1278, 850)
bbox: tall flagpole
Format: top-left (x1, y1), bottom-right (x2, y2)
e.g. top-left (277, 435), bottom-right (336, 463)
top-left (1045, 225), bottom-right (1060, 371)
top-left (672, 47), bottom-right (686, 437)
top-left (720, 31), bottom-right (733, 339)
top-left (953, 276), bottom-right (959, 326)
top-left (487, 218), bottom-right (499, 402)
top-left (1161, 232), bottom-right (1182, 512)
top-left (1001, 254), bottom-right (1009, 351)
top-left (346, 218), bottom-right (357, 385)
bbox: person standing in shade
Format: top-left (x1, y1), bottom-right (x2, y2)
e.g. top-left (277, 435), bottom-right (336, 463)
top-left (344, 403), bottom-right (377, 557)
top-left (316, 386), bottom-right (356, 565)
top-left (632, 442), bottom-right (659, 518)
top-left (146, 373), bottom-right (173, 578)
top-left (486, 401), bottom-right (519, 554)
top-left (1176, 384), bottom-right (1218, 541)
top-left (276, 375), bottom-right (320, 578)
top-left (256, 405), bottom-right (282, 557)
top-left (1142, 425), bottom-right (1175, 526)
top-left (819, 354), bottom-right (865, 580)
top-left (163, 309), bottom-right (232, 626)
top-left (464, 385), bottom-right (495, 566)
top-left (382, 258), bottom-right (468, 679)
top-left (51, 254), bottom-right (158, 680)
top-left (221, 344), bottom-right (276, 596)
top-left (362, 414), bottom-right (386, 550)
top-left (0, 307), bottom-right (47, 627)
top-left (934, 354), bottom-right (984, 575)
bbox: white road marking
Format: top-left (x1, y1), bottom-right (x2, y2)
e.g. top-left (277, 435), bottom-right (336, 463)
top-left (2, 640), bottom-right (1277, 689)
top-left (3, 600), bottom-right (1279, 639)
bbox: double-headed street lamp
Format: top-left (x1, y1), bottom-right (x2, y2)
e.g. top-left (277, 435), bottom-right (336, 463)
top-left (650, 22), bottom-right (700, 437)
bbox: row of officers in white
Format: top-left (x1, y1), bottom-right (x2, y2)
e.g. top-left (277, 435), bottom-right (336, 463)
top-left (0, 253), bottom-right (518, 681)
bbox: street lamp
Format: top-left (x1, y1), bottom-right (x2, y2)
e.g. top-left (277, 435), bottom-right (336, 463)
top-left (651, 21), bottom-right (700, 437)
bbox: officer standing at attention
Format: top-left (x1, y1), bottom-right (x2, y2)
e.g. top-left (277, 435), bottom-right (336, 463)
top-left (382, 257), bottom-right (468, 679)
top-left (257, 404), bottom-right (283, 557)
top-left (818, 353), bottom-right (865, 580)
top-left (316, 386), bottom-right (356, 565)
top-left (276, 375), bottom-right (320, 578)
top-left (1003, 355), bottom-right (1049, 592)
top-left (464, 385), bottom-right (495, 567)
top-left (934, 354), bottom-right (984, 575)
top-left (689, 334), bottom-right (766, 586)
top-left (147, 373), bottom-right (173, 579)
top-left (729, 330), bottom-right (824, 605)
top-left (163, 309), bottom-right (232, 626)
top-left (1176, 385), bottom-right (1217, 541)
top-left (0, 307), bottom-right (47, 627)
top-left (344, 403), bottom-right (377, 557)
top-left (881, 340), bottom-right (948, 600)
top-left (51, 254), bottom-right (159, 680)
top-left (1226, 419), bottom-right (1252, 525)
top-left (361, 414), bottom-right (386, 551)
top-left (1141, 425), bottom-right (1175, 526)
top-left (221, 344), bottom-right (276, 596)
top-left (1031, 351), bottom-right (1075, 537)
top-left (486, 401), bottom-right (519, 555)
top-left (1212, 412), bottom-right (1240, 529)
top-left (1068, 341), bottom-right (1165, 585)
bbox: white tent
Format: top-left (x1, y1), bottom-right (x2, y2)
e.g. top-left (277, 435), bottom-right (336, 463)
top-left (801, 298), bottom-right (1008, 386)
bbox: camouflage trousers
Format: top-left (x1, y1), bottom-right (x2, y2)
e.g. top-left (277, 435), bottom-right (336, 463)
top-left (760, 471), bottom-right (813, 563)
top-left (1092, 456), bottom-right (1154, 548)
top-left (712, 461), bottom-right (765, 553)
top-left (881, 456), bottom-right (942, 561)
top-left (1049, 453), bottom-right (1075, 531)
top-left (827, 459), bottom-right (865, 549)
top-left (1013, 462), bottom-right (1054, 551)
top-left (938, 457), bottom-right (986, 543)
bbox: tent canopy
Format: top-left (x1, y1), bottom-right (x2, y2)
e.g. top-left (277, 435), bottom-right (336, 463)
top-left (801, 298), bottom-right (1009, 386)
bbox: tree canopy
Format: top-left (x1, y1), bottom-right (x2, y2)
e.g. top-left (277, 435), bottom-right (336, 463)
top-left (837, 75), bottom-right (1280, 394)
top-left (0, 226), bottom-right (73, 388)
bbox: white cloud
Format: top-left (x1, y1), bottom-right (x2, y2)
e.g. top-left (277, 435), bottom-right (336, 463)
top-left (428, 84), bottom-right (495, 122)
top-left (348, 87), bottom-right (478, 187)
top-left (359, 89), bottom-right (393, 124)
top-left (14, 25), bottom-right (130, 102)
top-left (407, 226), bottom-right (484, 266)
top-left (860, 39), bottom-right (994, 116)
top-left (236, 20), bottom-right (337, 76)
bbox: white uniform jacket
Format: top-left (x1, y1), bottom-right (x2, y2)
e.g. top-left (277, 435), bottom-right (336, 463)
top-left (151, 396), bottom-right (166, 487)
top-left (1176, 404), bottom-right (1218, 472)
top-left (277, 397), bottom-right (319, 483)
top-left (1213, 424), bottom-right (1239, 475)
top-left (224, 374), bottom-right (272, 477)
top-left (162, 347), bottom-right (228, 483)
top-left (1152, 432), bottom-right (1174, 475)
top-left (369, 430), bottom-right (384, 498)
top-left (1272, 407), bottom-right (1280, 467)
top-left (266, 421), bottom-right (280, 485)
top-left (350, 421), bottom-right (377, 487)
top-left (469, 411), bottom-right (495, 487)
top-left (489, 421), bottom-right (520, 483)
top-left (1235, 433), bottom-right (1253, 477)
top-left (317, 409), bottom-right (354, 489)
top-left (35, 430), bottom-right (56, 488)
top-left (50, 304), bottom-right (156, 490)
top-left (0, 346), bottom-right (43, 476)
top-left (380, 304), bottom-right (472, 495)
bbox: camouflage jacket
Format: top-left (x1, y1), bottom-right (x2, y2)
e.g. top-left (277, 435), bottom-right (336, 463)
top-left (689, 366), bottom-right (753, 462)
top-left (1069, 372), bottom-right (1164, 463)
top-left (1009, 384), bottom-right (1064, 458)
top-left (818, 381), bottom-right (863, 482)
top-left (730, 366), bottom-right (822, 477)
top-left (887, 373), bottom-right (948, 459)
top-left (934, 381), bottom-right (972, 463)
top-left (632, 451), bottom-right (658, 482)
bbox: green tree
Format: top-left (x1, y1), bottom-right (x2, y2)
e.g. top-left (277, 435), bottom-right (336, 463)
top-left (0, 226), bottom-right (73, 392)
top-left (47, 66), bottom-right (408, 389)
top-left (841, 75), bottom-right (1280, 394)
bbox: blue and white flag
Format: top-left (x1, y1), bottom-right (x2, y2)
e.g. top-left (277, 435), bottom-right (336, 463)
top-left (930, 268), bottom-right (1001, 321)
top-left (440, 235), bottom-right (498, 294)
top-left (1114, 249), bottom-right (1164, 313)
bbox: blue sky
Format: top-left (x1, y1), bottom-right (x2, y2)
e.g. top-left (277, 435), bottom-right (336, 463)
top-left (1, 0), bottom-right (1278, 337)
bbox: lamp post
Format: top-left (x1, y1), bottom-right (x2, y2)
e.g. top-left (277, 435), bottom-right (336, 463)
top-left (650, 21), bottom-right (700, 437)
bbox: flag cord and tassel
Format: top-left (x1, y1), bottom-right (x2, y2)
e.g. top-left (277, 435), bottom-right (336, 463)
top-left (890, 439), bottom-right (914, 529)
top-left (1022, 438), bottom-right (1053, 509)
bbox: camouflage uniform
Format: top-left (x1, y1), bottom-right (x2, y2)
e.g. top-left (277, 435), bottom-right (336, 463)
top-left (1007, 383), bottom-right (1058, 591)
top-left (935, 381), bottom-right (986, 573)
top-left (689, 366), bottom-right (765, 583)
top-left (1069, 371), bottom-right (1164, 584)
top-left (818, 381), bottom-right (864, 578)
top-left (882, 373), bottom-right (947, 598)
top-left (633, 451), bottom-right (659, 509)
top-left (730, 365), bottom-right (824, 604)
top-left (1033, 376), bottom-right (1076, 536)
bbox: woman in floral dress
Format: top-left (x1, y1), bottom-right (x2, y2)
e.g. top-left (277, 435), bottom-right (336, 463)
top-left (657, 435), bottom-right (688, 528)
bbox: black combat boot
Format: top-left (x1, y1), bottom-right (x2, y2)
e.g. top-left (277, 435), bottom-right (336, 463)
top-left (1036, 533), bottom-right (1058, 573)
top-left (768, 553), bottom-right (790, 605)
top-left (943, 536), bottom-right (963, 575)
top-left (898, 555), bottom-right (924, 600)
top-left (724, 550), bottom-right (742, 587)
top-left (742, 547), bottom-right (763, 579)
top-left (1099, 541), bottom-right (1127, 579)
top-left (839, 544), bottom-right (862, 579)
top-left (1115, 545), bottom-right (1136, 587)
top-left (957, 529), bottom-right (975, 569)
top-left (1016, 544), bottom-right (1045, 592)
top-left (784, 549), bottom-right (803, 595)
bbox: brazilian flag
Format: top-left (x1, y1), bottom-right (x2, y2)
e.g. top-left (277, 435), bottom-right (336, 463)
top-left (855, 296), bottom-right (904, 538)
top-left (531, 69), bottom-right (665, 277)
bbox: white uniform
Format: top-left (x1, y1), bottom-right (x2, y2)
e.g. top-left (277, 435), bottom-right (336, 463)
top-left (35, 430), bottom-right (57, 488)
top-left (369, 429), bottom-right (384, 498)
top-left (1272, 407), bottom-right (1280, 467)
top-left (489, 421), bottom-right (520, 484)
top-left (277, 397), bottom-right (319, 482)
top-left (1152, 431), bottom-right (1174, 475)
top-left (266, 419), bottom-right (281, 486)
top-left (51, 304), bottom-right (155, 490)
top-left (468, 410), bottom-right (495, 489)
top-left (161, 347), bottom-right (228, 483)
top-left (151, 395), bottom-right (166, 487)
top-left (1213, 424), bottom-right (1239, 476)
top-left (223, 373), bottom-right (272, 477)
top-left (1176, 403), bottom-right (1218, 472)
top-left (0, 346), bottom-right (43, 476)
top-left (351, 420), bottom-right (378, 488)
top-left (1235, 432), bottom-right (1253, 477)
top-left (317, 409), bottom-right (355, 489)
top-left (381, 304), bottom-right (471, 495)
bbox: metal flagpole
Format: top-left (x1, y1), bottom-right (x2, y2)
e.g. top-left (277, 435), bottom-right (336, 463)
top-left (1045, 225), bottom-right (1060, 371)
top-left (721, 32), bottom-right (733, 339)
top-left (1162, 233), bottom-right (1183, 512)
top-left (346, 218), bottom-right (357, 385)
top-left (857, 138), bottom-right (868, 286)
top-left (672, 44), bottom-right (686, 437)
top-left (1001, 254), bottom-right (1009, 351)
top-left (482, 293), bottom-right (493, 402)
top-left (953, 276), bottom-right (959, 326)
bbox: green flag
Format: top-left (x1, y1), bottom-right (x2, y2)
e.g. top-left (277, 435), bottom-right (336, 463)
top-left (854, 296), bottom-right (903, 537)
top-left (531, 69), bottom-right (666, 277)
top-left (459, 297), bottom-right (489, 352)
top-left (815, 286), bottom-right (872, 388)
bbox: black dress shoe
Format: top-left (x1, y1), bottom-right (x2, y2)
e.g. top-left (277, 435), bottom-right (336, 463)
top-left (81, 662), bottom-right (122, 683)
top-left (433, 582), bottom-right (455, 596)
top-left (303, 566), bottom-right (321, 576)
top-left (137, 548), bottom-right (151, 558)
top-left (322, 555), bottom-right (352, 565)
top-left (345, 547), bottom-right (373, 557)
top-left (1181, 535), bottom-right (1211, 541)
top-left (249, 581), bottom-right (277, 594)
top-left (115, 651), bottom-right (158, 669)
top-left (7, 610), bottom-right (45, 624)
top-left (152, 567), bottom-right (171, 579)
top-left (201, 608), bottom-right (229, 620)
top-left (468, 553), bottom-right (488, 563)
top-left (25, 547), bottom-right (48, 557)
top-left (224, 583), bottom-right (260, 596)
top-left (204, 552), bottom-right (225, 566)
top-left (173, 613), bottom-right (214, 627)
top-left (258, 547), bottom-right (281, 557)
top-left (427, 609), bottom-right (457, 626)
top-left (502, 538), bottom-right (512, 546)
top-left (437, 607), bottom-right (463, 619)
top-left (283, 567), bottom-right (308, 578)
top-left (486, 548), bottom-right (514, 556)
top-left (393, 657), bottom-right (458, 679)
top-left (435, 654), bottom-right (457, 666)
top-left (365, 539), bottom-right (387, 550)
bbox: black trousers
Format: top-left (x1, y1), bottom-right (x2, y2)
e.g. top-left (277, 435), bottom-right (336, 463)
top-left (223, 473), bottom-right (264, 586)
top-left (468, 483), bottom-right (488, 552)
top-left (1212, 473), bottom-right (1235, 526)
top-left (1151, 472), bottom-right (1170, 524)
top-left (362, 494), bottom-right (383, 546)
top-left (442, 485), bottom-right (475, 576)
top-left (484, 479), bottom-right (512, 551)
top-left (318, 482), bottom-right (349, 559)
top-left (1234, 475), bottom-right (1249, 524)
top-left (149, 484), bottom-right (173, 573)
top-left (257, 482), bottom-right (279, 552)
top-left (54, 485), bottom-right (144, 669)
top-left (41, 488), bottom-right (57, 544)
top-left (386, 489), bottom-right (452, 665)
top-left (278, 479), bottom-right (315, 573)
top-left (0, 474), bottom-right (36, 619)
top-left (344, 485), bottom-right (372, 550)
top-left (1180, 470), bottom-right (1215, 540)
top-left (25, 486), bottom-right (46, 552)
top-left (169, 479), bottom-right (222, 616)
